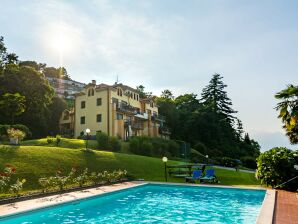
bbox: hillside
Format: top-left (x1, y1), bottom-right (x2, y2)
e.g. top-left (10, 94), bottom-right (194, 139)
top-left (0, 145), bottom-right (260, 193)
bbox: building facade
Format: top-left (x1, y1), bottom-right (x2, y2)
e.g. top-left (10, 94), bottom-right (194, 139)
top-left (46, 77), bottom-right (85, 99)
top-left (73, 81), bottom-right (170, 140)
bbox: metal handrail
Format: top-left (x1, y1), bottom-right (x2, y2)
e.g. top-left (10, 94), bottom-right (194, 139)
top-left (274, 175), bottom-right (298, 189)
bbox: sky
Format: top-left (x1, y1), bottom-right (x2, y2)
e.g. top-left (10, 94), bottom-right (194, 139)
top-left (0, 0), bottom-right (297, 151)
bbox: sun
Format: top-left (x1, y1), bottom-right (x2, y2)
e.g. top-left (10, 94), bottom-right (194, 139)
top-left (50, 33), bottom-right (72, 54)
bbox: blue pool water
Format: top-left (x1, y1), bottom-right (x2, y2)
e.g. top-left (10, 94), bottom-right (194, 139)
top-left (0, 184), bottom-right (266, 224)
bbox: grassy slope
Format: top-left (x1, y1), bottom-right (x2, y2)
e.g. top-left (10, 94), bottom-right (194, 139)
top-left (22, 138), bottom-right (132, 154)
top-left (22, 138), bottom-right (99, 149)
top-left (0, 145), bottom-right (260, 193)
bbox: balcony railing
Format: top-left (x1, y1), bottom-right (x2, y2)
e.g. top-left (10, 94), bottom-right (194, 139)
top-left (131, 122), bottom-right (144, 130)
top-left (116, 103), bottom-right (137, 114)
top-left (124, 120), bottom-right (144, 130)
top-left (134, 111), bottom-right (149, 120)
top-left (159, 126), bottom-right (171, 135)
top-left (151, 114), bottom-right (165, 122)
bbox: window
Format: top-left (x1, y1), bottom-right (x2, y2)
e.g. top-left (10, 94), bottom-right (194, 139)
top-left (133, 93), bottom-right (136, 100)
top-left (150, 102), bottom-right (154, 107)
top-left (117, 88), bottom-right (123, 96)
top-left (81, 101), bottom-right (85, 109)
top-left (136, 95), bottom-right (139, 101)
top-left (88, 88), bottom-right (94, 96)
top-left (63, 111), bottom-right (69, 120)
top-left (117, 113), bottom-right (123, 120)
top-left (96, 114), bottom-right (102, 122)
top-left (97, 98), bottom-right (102, 106)
top-left (80, 116), bottom-right (85, 124)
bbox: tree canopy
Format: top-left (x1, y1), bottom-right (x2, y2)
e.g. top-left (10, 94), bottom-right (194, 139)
top-left (0, 36), bottom-right (67, 137)
top-left (155, 73), bottom-right (260, 161)
top-left (275, 85), bottom-right (298, 144)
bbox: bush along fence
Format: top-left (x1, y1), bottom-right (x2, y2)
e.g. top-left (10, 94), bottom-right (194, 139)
top-left (0, 164), bottom-right (26, 197)
top-left (38, 168), bottom-right (128, 192)
top-left (0, 166), bottom-right (128, 202)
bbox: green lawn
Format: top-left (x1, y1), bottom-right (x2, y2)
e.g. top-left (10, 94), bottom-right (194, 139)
top-left (22, 138), bottom-right (99, 149)
top-left (22, 138), bottom-right (132, 154)
top-left (0, 145), bottom-right (260, 196)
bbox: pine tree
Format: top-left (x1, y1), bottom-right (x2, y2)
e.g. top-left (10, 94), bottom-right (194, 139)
top-left (235, 118), bottom-right (244, 141)
top-left (244, 133), bottom-right (251, 145)
top-left (201, 73), bottom-right (237, 124)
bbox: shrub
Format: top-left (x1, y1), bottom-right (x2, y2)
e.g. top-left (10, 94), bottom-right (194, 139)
top-left (221, 157), bottom-right (237, 167)
top-left (168, 140), bottom-right (180, 157)
top-left (129, 136), bottom-right (180, 157)
top-left (0, 124), bottom-right (31, 140)
top-left (151, 137), bottom-right (168, 156)
top-left (89, 172), bottom-right (102, 185)
top-left (47, 136), bottom-right (55, 144)
top-left (9, 179), bottom-right (26, 197)
top-left (129, 137), bottom-right (140, 154)
top-left (96, 132), bottom-right (109, 149)
top-left (56, 135), bottom-right (61, 146)
top-left (256, 147), bottom-right (298, 191)
top-left (0, 164), bottom-right (26, 196)
top-left (108, 136), bottom-right (121, 152)
top-left (11, 124), bottom-right (32, 139)
top-left (0, 165), bottom-right (16, 193)
top-left (7, 128), bottom-right (26, 144)
top-left (240, 156), bottom-right (257, 169)
top-left (38, 178), bottom-right (51, 192)
top-left (52, 170), bottom-right (72, 191)
top-left (73, 168), bottom-right (89, 187)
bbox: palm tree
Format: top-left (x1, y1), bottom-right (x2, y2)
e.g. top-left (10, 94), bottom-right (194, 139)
top-left (275, 85), bottom-right (298, 144)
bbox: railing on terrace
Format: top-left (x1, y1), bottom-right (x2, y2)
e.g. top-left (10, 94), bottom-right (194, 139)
top-left (159, 126), bottom-right (171, 135)
top-left (151, 114), bottom-right (166, 121)
top-left (131, 122), bottom-right (144, 130)
top-left (134, 111), bottom-right (149, 119)
top-left (116, 103), bottom-right (137, 114)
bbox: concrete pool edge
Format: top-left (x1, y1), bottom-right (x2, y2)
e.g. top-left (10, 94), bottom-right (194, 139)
top-left (0, 182), bottom-right (146, 219)
top-left (0, 181), bottom-right (274, 223)
top-left (257, 189), bottom-right (276, 224)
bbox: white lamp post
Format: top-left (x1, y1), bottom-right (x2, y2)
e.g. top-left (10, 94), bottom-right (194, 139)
top-left (206, 155), bottom-right (209, 165)
top-left (85, 128), bottom-right (91, 150)
top-left (162, 157), bottom-right (168, 182)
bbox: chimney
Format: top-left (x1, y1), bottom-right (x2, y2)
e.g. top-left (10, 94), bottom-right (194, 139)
top-left (92, 80), bottom-right (96, 85)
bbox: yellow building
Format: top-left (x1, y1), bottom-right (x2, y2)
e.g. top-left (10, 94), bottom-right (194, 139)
top-left (73, 81), bottom-right (170, 140)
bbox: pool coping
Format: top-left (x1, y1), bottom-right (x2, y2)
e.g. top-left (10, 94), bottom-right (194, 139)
top-left (0, 182), bottom-right (146, 219)
top-left (0, 181), bottom-right (274, 223)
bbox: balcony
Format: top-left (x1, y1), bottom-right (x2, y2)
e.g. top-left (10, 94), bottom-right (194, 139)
top-left (124, 120), bottom-right (144, 130)
top-left (159, 126), bottom-right (171, 135)
top-left (131, 122), bottom-right (144, 130)
top-left (116, 103), bottom-right (136, 114)
top-left (134, 111), bottom-right (149, 120)
top-left (151, 114), bottom-right (165, 122)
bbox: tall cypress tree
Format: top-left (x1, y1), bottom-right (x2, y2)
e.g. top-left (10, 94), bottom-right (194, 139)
top-left (201, 73), bottom-right (237, 124)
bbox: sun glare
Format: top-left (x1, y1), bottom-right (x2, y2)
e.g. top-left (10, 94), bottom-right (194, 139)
top-left (50, 33), bottom-right (71, 54)
top-left (44, 22), bottom-right (81, 62)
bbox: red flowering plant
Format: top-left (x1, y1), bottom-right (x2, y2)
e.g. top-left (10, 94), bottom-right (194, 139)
top-left (0, 164), bottom-right (17, 193)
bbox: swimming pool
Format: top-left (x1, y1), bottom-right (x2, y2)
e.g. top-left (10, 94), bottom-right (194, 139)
top-left (0, 184), bottom-right (266, 223)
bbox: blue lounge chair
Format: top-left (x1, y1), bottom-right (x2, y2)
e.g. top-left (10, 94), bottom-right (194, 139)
top-left (185, 170), bottom-right (202, 183)
top-left (200, 169), bottom-right (218, 183)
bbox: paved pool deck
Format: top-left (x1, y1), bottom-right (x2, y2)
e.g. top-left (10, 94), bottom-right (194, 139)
top-left (274, 190), bottom-right (298, 224)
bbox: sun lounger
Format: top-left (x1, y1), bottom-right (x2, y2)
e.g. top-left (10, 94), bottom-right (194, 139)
top-left (185, 170), bottom-right (202, 183)
top-left (200, 169), bottom-right (218, 183)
